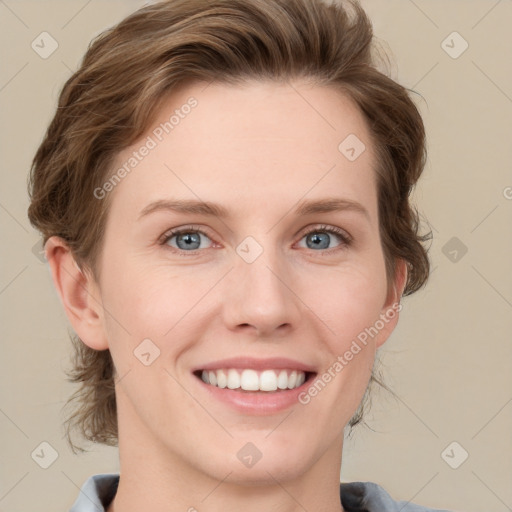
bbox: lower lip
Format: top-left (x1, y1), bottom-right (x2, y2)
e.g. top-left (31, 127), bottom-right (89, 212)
top-left (193, 373), bottom-right (314, 415)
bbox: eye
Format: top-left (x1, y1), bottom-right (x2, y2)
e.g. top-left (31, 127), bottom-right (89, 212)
top-left (159, 224), bottom-right (352, 255)
top-left (297, 224), bottom-right (352, 252)
top-left (160, 226), bottom-right (214, 252)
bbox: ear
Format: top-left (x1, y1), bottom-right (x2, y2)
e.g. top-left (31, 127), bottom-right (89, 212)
top-left (375, 258), bottom-right (408, 349)
top-left (45, 236), bottom-right (109, 351)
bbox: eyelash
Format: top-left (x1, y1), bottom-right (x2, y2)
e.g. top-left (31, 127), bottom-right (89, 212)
top-left (159, 224), bottom-right (353, 255)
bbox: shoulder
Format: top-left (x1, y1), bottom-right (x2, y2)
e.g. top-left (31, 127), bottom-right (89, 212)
top-left (340, 481), bottom-right (454, 512)
top-left (69, 473), bottom-right (119, 512)
top-left (69, 474), bottom-right (455, 512)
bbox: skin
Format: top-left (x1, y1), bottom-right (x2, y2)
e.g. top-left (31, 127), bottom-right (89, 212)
top-left (46, 80), bottom-right (406, 512)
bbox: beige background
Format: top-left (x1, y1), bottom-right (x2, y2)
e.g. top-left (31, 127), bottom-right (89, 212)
top-left (1, 1), bottom-right (511, 511)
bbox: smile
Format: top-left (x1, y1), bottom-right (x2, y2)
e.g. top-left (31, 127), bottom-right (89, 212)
top-left (191, 356), bottom-right (317, 413)
top-left (197, 368), bottom-right (309, 392)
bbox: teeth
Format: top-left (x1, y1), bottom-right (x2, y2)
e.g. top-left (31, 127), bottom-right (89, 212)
top-left (277, 370), bottom-right (288, 389)
top-left (287, 370), bottom-right (297, 389)
top-left (200, 368), bottom-right (308, 392)
top-left (260, 370), bottom-right (278, 391)
top-left (227, 369), bottom-right (240, 389)
top-left (240, 369), bottom-right (259, 391)
top-left (217, 369), bottom-right (227, 388)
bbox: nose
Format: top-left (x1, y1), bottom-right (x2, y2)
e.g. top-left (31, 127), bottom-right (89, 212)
top-left (221, 245), bottom-right (302, 338)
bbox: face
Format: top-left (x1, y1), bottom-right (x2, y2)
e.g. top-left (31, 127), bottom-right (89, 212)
top-left (88, 80), bottom-right (402, 484)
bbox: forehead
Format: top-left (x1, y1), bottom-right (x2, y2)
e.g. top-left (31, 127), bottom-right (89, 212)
top-left (107, 80), bottom-right (378, 221)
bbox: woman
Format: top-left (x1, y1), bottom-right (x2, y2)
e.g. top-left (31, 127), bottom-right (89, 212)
top-left (27, 0), bottom-right (448, 510)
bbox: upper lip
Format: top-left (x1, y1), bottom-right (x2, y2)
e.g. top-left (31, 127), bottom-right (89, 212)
top-left (192, 357), bottom-right (317, 373)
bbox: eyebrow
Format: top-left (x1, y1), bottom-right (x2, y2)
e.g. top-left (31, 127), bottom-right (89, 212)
top-left (138, 197), bottom-right (370, 221)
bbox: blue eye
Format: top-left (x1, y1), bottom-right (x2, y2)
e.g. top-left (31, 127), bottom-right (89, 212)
top-left (162, 227), bottom-right (213, 251)
top-left (160, 224), bottom-right (352, 254)
top-left (298, 225), bottom-right (351, 251)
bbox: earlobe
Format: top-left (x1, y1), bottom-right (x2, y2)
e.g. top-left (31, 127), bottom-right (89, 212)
top-left (386, 258), bottom-right (408, 308)
top-left (45, 236), bottom-right (109, 351)
top-left (375, 259), bottom-right (408, 349)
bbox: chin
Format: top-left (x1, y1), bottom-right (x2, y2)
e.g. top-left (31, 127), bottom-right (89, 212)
top-left (206, 443), bottom-right (313, 486)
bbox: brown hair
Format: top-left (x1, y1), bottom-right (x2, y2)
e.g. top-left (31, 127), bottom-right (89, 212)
top-left (27, 0), bottom-right (431, 453)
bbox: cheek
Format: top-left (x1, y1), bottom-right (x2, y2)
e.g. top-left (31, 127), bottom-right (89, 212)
top-left (300, 263), bottom-right (388, 345)
top-left (100, 262), bottom-right (214, 362)
top-left (296, 268), bottom-right (384, 425)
